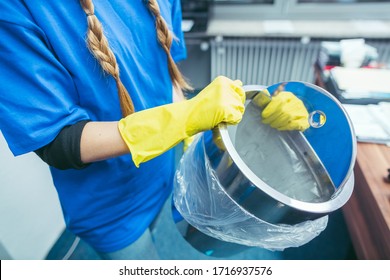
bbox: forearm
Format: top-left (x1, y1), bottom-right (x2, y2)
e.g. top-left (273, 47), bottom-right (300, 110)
top-left (81, 86), bottom-right (184, 163)
top-left (80, 121), bottom-right (130, 163)
top-left (36, 77), bottom-right (244, 169)
top-left (118, 77), bottom-right (245, 167)
top-left (81, 86), bottom-right (185, 163)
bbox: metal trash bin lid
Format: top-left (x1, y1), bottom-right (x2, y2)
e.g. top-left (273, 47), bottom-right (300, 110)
top-left (216, 81), bottom-right (356, 222)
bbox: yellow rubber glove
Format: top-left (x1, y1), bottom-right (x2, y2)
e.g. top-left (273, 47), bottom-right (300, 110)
top-left (183, 135), bottom-right (196, 152)
top-left (118, 76), bottom-right (245, 167)
top-left (252, 88), bottom-right (272, 108)
top-left (261, 91), bottom-right (310, 131)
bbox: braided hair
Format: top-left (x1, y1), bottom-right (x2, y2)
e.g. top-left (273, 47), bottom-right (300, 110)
top-left (79, 0), bottom-right (192, 117)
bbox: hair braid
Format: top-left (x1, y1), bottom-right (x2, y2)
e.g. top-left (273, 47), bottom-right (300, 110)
top-left (146, 0), bottom-right (193, 92)
top-left (80, 0), bottom-right (134, 116)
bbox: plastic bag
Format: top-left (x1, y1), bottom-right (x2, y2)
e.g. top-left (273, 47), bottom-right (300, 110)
top-left (173, 132), bottom-right (328, 251)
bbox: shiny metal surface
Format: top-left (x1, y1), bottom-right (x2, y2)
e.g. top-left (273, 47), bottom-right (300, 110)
top-left (204, 82), bottom-right (356, 225)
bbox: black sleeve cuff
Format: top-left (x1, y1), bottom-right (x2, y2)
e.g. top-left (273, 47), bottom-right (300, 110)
top-left (35, 120), bottom-right (91, 170)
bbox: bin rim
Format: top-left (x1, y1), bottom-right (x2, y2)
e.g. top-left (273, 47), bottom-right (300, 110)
top-left (217, 81), bottom-right (357, 214)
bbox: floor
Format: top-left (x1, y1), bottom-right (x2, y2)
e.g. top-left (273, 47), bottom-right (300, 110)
top-left (45, 208), bottom-right (356, 260)
top-left (45, 142), bottom-right (356, 260)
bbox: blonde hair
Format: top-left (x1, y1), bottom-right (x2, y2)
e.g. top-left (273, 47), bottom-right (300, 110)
top-left (79, 0), bottom-right (192, 117)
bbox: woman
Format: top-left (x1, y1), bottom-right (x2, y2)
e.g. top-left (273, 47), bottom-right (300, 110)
top-left (0, 0), bottom-right (308, 259)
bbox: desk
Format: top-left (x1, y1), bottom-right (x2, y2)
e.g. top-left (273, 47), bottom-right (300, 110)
top-left (314, 65), bottom-right (390, 259)
top-left (344, 143), bottom-right (390, 259)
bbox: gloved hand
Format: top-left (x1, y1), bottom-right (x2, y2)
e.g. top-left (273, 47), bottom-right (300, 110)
top-left (118, 76), bottom-right (245, 167)
top-left (261, 91), bottom-right (310, 131)
top-left (183, 135), bottom-right (196, 152)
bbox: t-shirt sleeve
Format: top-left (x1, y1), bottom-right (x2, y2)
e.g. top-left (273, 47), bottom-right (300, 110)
top-left (170, 0), bottom-right (187, 62)
top-left (0, 21), bottom-right (90, 156)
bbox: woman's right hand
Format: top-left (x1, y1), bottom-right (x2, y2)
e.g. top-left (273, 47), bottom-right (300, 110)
top-left (185, 76), bottom-right (246, 136)
top-left (117, 76), bottom-right (246, 167)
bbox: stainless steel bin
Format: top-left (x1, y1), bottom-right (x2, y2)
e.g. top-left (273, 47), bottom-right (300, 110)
top-left (174, 81), bottom-right (356, 255)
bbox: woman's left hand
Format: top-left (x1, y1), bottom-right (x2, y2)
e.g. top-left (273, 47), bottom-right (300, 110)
top-left (261, 91), bottom-right (310, 131)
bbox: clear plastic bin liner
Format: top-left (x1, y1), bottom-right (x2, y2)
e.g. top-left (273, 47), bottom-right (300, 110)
top-left (173, 134), bottom-right (328, 251)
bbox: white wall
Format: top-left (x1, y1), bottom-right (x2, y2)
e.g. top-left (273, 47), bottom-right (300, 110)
top-left (0, 131), bottom-right (65, 259)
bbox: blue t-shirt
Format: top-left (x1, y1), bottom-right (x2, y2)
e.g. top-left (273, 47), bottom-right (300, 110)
top-left (0, 0), bottom-right (187, 253)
